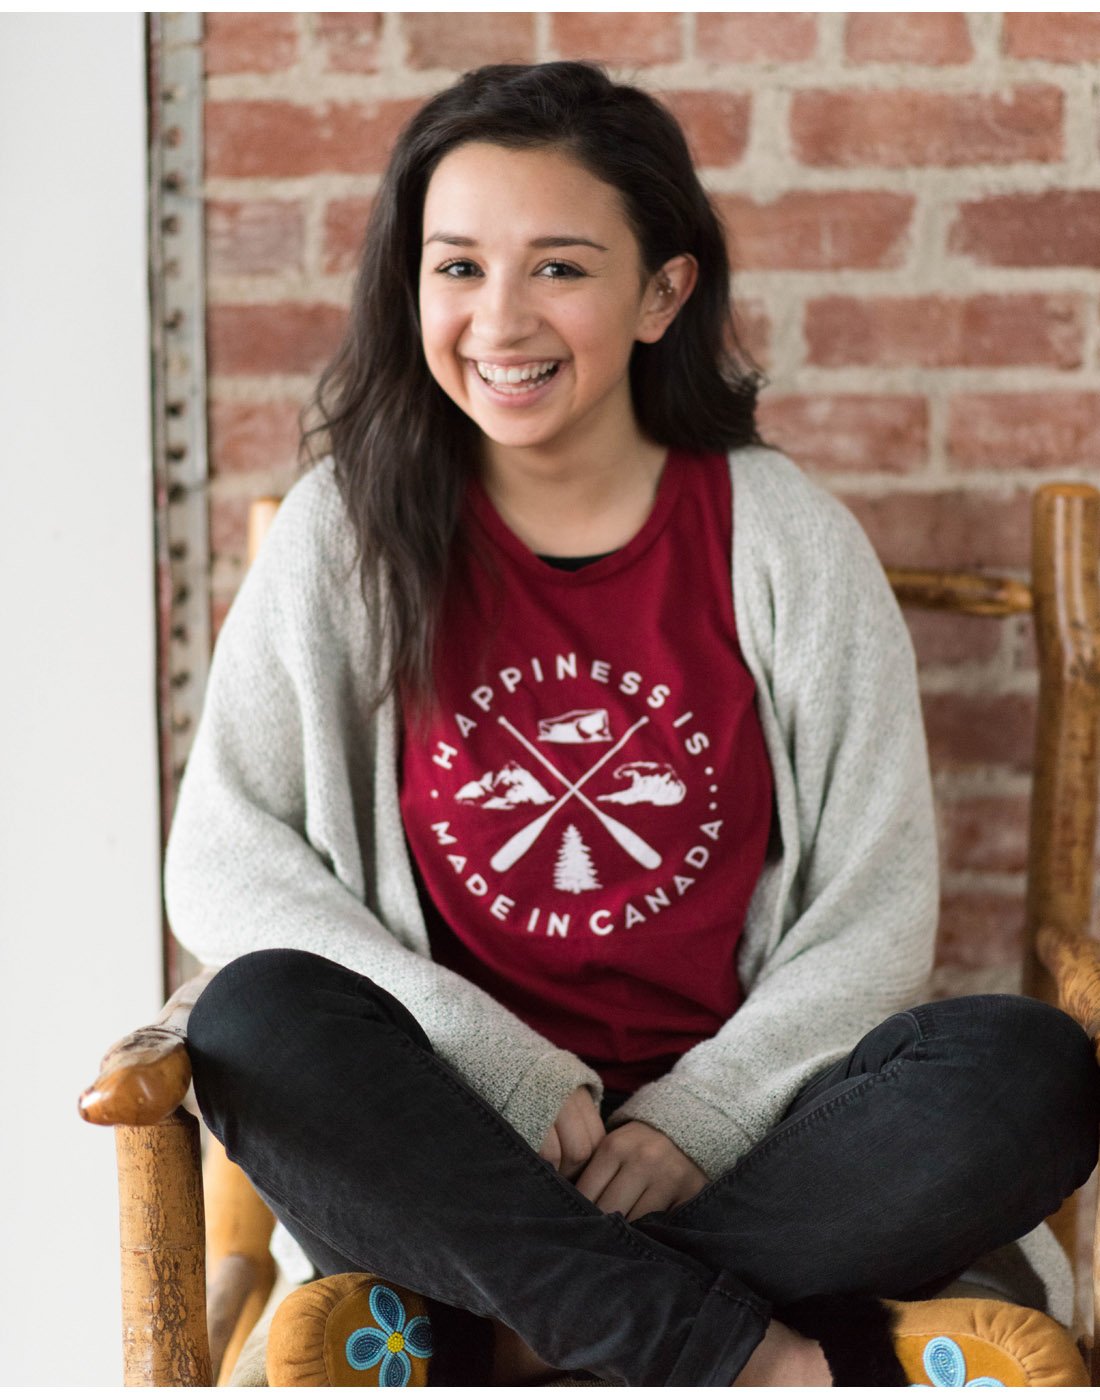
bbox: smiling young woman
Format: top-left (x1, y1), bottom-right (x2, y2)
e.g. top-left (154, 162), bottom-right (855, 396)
top-left (417, 141), bottom-right (697, 558)
top-left (169, 60), bottom-right (1100, 1389)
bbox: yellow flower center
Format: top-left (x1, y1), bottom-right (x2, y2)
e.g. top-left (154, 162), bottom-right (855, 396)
top-left (387, 1333), bottom-right (405, 1353)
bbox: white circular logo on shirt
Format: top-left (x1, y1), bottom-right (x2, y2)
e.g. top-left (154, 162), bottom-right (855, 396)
top-left (423, 652), bottom-right (725, 940)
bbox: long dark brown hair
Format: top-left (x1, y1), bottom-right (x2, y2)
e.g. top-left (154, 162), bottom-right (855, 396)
top-left (298, 60), bottom-right (767, 722)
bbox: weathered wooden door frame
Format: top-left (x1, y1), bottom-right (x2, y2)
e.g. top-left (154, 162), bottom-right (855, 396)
top-left (147, 12), bottom-right (209, 995)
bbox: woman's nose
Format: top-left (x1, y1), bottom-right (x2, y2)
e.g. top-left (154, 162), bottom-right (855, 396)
top-left (472, 274), bottom-right (540, 343)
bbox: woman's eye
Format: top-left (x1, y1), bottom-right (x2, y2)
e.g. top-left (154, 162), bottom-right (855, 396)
top-left (434, 259), bottom-right (583, 280)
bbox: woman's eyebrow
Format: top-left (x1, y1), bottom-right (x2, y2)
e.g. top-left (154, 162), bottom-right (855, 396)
top-left (423, 232), bottom-right (609, 251)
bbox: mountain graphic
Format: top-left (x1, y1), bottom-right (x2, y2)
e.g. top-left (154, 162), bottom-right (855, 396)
top-left (455, 762), bottom-right (555, 810)
top-left (597, 760), bottom-right (686, 807)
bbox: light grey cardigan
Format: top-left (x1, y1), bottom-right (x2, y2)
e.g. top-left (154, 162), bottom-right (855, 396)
top-left (164, 444), bottom-right (1069, 1316)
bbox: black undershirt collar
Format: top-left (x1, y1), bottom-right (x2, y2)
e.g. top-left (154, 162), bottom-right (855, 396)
top-left (535, 551), bottom-right (615, 571)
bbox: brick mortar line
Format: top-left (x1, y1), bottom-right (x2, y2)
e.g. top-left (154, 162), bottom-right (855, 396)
top-left (1086, 291), bottom-right (1100, 373)
top-left (202, 450), bottom-right (1080, 532)
top-left (202, 170), bottom-right (1100, 199)
top-left (205, 176), bottom-right (383, 199)
top-left (208, 374), bottom-right (318, 398)
top-left (754, 367), bottom-right (1100, 391)
top-left (381, 11), bottom-right (409, 75)
top-left (203, 270), bottom-right (1100, 298)
top-left (815, 469), bottom-right (1100, 494)
top-left (681, 11), bottom-right (696, 65)
top-left (935, 769), bottom-right (1033, 798)
top-left (210, 466), bottom-right (304, 495)
top-left (212, 247), bottom-right (1100, 296)
top-left (294, 12), bottom-right (318, 83)
top-left (917, 666), bottom-right (1038, 696)
top-left (931, 968), bottom-right (1026, 996)
top-left (1061, 64), bottom-right (1100, 177)
top-left (533, 11), bottom-right (551, 64)
top-left (202, 265), bottom-right (1100, 296)
top-left (906, 187), bottom-right (944, 286)
top-left (201, 64), bottom-right (1098, 104)
top-left (760, 284), bottom-right (805, 376)
top-left (205, 349), bottom-right (1100, 395)
top-left (817, 11), bottom-right (846, 67)
top-left (940, 871), bottom-right (1028, 895)
top-left (914, 641), bottom-right (1037, 682)
top-left (742, 86), bottom-right (791, 169)
top-left (700, 169), bottom-right (1100, 193)
top-left (970, 11), bottom-right (1001, 67)
top-left (926, 390), bottom-right (949, 482)
top-left (301, 192), bottom-right (329, 291)
top-left (202, 372), bottom-right (1097, 425)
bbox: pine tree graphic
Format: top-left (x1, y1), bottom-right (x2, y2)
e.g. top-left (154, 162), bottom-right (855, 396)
top-left (553, 824), bottom-right (602, 893)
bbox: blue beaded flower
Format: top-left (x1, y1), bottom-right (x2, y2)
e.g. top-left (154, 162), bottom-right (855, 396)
top-left (345, 1283), bottom-right (433, 1386)
top-left (911, 1335), bottom-right (1004, 1387)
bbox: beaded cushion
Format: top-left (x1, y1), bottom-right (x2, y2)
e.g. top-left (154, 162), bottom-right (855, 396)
top-left (888, 1297), bottom-right (1088, 1387)
top-left (266, 1274), bottom-right (433, 1387)
top-left (258, 1276), bottom-right (1088, 1387)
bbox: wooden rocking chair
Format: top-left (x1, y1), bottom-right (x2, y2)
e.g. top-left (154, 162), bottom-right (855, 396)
top-left (80, 481), bottom-right (1100, 1385)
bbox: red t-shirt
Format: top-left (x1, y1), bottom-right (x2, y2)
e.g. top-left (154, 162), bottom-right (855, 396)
top-left (398, 447), bottom-right (774, 1091)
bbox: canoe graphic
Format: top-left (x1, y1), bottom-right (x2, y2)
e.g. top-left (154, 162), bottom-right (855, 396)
top-left (536, 707), bottom-right (612, 744)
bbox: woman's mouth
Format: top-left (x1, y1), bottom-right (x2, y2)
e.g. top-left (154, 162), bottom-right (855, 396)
top-left (470, 359), bottom-right (562, 400)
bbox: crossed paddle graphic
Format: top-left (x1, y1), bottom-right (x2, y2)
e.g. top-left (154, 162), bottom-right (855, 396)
top-left (489, 714), bottom-right (662, 874)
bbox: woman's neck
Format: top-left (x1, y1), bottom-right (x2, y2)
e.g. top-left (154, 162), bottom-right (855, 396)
top-left (478, 435), bottom-right (669, 558)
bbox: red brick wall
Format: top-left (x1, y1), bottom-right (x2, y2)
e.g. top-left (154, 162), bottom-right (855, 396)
top-left (199, 13), bottom-right (1100, 988)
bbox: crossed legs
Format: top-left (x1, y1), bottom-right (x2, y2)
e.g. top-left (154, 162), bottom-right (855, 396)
top-left (188, 949), bottom-right (1100, 1385)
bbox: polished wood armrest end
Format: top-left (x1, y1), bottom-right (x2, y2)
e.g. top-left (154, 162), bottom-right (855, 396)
top-left (79, 1031), bottom-right (192, 1126)
top-left (78, 967), bottom-right (217, 1127)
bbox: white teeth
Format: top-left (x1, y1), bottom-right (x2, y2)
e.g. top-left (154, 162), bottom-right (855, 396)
top-left (475, 359), bottom-right (558, 385)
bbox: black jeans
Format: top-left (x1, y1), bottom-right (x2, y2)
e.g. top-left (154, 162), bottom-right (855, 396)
top-left (188, 949), bottom-right (1100, 1386)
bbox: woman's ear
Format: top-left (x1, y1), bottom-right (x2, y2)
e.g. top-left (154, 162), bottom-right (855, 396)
top-left (636, 254), bottom-right (699, 344)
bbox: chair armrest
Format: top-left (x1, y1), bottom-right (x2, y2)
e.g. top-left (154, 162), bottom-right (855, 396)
top-left (115, 1110), bottom-right (213, 1384)
top-left (79, 968), bottom-right (280, 1383)
top-left (77, 971), bottom-right (220, 1384)
top-left (78, 968), bottom-right (216, 1127)
top-left (1036, 925), bottom-right (1100, 1048)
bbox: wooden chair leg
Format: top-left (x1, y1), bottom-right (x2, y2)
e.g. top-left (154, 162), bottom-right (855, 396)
top-left (116, 1111), bottom-right (212, 1385)
top-left (1092, 1177), bottom-right (1100, 1386)
top-left (1023, 483), bottom-right (1100, 1006)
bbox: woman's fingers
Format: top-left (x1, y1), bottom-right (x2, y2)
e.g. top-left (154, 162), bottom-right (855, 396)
top-left (555, 1088), bottom-right (605, 1178)
top-left (590, 1168), bottom-right (678, 1220)
top-left (573, 1141), bottom-right (621, 1203)
top-left (539, 1121), bottom-right (562, 1171)
top-left (589, 1163), bottom-right (654, 1219)
top-left (624, 1185), bottom-right (673, 1221)
top-left (573, 1122), bottom-right (709, 1219)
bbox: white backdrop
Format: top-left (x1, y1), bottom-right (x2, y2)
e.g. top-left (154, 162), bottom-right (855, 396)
top-left (0, 13), bottom-right (163, 1386)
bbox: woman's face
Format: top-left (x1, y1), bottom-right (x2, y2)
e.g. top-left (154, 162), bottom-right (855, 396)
top-left (418, 141), bottom-right (684, 465)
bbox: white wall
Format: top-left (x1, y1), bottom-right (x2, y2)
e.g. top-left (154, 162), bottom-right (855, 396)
top-left (0, 14), bottom-right (163, 1386)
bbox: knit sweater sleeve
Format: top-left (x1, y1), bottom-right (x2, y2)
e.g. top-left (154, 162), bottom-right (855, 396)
top-left (606, 452), bottom-right (939, 1180)
top-left (163, 464), bottom-right (601, 1154)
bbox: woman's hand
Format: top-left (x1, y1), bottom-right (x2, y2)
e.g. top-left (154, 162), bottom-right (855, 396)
top-left (572, 1120), bottom-right (709, 1220)
top-left (539, 1086), bottom-right (606, 1179)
